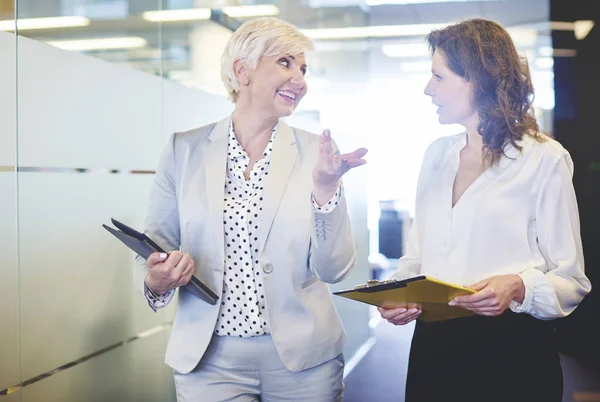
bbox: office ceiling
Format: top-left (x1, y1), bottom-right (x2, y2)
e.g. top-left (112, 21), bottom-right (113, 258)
top-left (6, 0), bottom-right (553, 88)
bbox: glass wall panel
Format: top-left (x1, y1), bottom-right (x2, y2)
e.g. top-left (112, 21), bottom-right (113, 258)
top-left (16, 0), bottom-right (163, 76)
top-left (0, 4), bottom-right (19, 394)
top-left (21, 330), bottom-right (174, 402)
top-left (17, 173), bottom-right (157, 380)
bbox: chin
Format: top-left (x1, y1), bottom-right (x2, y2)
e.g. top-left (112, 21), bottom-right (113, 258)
top-left (438, 115), bottom-right (457, 125)
top-left (276, 106), bottom-right (295, 118)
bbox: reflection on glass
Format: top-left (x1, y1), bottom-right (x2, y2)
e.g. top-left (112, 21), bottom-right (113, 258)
top-left (14, 0), bottom-right (162, 75)
top-left (0, 0), bottom-right (19, 395)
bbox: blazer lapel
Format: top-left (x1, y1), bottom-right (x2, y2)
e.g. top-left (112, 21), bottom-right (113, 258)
top-left (257, 120), bottom-right (298, 255)
top-left (202, 117), bottom-right (230, 271)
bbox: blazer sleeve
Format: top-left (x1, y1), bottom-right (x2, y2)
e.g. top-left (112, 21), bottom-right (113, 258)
top-left (134, 133), bottom-right (181, 297)
top-left (307, 139), bottom-right (356, 283)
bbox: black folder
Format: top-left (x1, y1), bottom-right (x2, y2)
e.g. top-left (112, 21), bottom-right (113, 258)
top-left (103, 218), bottom-right (218, 305)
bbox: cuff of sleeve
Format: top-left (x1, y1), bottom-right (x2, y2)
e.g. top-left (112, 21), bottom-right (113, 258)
top-left (311, 185), bottom-right (342, 214)
top-left (144, 280), bottom-right (175, 311)
top-left (509, 269), bottom-right (542, 314)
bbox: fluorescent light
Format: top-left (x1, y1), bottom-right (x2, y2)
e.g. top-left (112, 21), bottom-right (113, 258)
top-left (551, 20), bottom-right (595, 40)
top-left (382, 43), bottom-right (429, 58)
top-left (366, 0), bottom-right (504, 4)
top-left (142, 8), bottom-right (211, 22)
top-left (302, 24), bottom-right (446, 40)
top-left (222, 5), bottom-right (279, 18)
top-left (400, 60), bottom-right (431, 73)
top-left (574, 20), bottom-right (594, 40)
top-left (47, 37), bottom-right (147, 51)
top-left (550, 21), bottom-right (575, 31)
top-left (553, 48), bottom-right (577, 57)
top-left (535, 57), bottom-right (554, 69)
top-left (0, 16), bottom-right (90, 31)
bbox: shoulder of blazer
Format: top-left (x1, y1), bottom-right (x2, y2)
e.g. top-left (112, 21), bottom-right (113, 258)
top-left (172, 122), bottom-right (219, 150)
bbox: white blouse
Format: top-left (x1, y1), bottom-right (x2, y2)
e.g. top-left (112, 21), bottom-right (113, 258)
top-left (395, 132), bottom-right (591, 319)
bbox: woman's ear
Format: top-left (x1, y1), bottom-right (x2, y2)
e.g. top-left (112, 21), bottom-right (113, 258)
top-left (234, 59), bottom-right (250, 87)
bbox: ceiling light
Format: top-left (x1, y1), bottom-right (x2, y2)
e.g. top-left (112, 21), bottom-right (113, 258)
top-left (302, 23), bottom-right (446, 40)
top-left (550, 21), bottom-right (575, 31)
top-left (553, 48), bottom-right (577, 57)
top-left (142, 8), bottom-right (211, 22)
top-left (382, 43), bottom-right (429, 58)
top-left (551, 20), bottom-right (595, 40)
top-left (366, 0), bottom-right (505, 4)
top-left (47, 37), bottom-right (147, 51)
top-left (222, 5), bottom-right (279, 18)
top-left (0, 16), bottom-right (90, 31)
top-left (574, 20), bottom-right (594, 40)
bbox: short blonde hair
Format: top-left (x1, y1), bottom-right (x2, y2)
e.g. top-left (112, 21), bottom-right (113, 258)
top-left (221, 17), bottom-right (314, 102)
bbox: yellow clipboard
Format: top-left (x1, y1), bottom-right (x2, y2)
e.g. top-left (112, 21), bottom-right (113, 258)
top-left (333, 275), bottom-right (477, 322)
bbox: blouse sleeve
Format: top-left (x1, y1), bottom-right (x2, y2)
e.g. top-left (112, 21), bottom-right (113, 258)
top-left (510, 150), bottom-right (591, 319)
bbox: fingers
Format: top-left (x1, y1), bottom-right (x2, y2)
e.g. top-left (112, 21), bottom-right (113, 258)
top-left (341, 148), bottom-right (369, 160)
top-left (389, 309), bottom-right (422, 325)
top-left (469, 279), bottom-right (489, 291)
top-left (451, 298), bottom-right (497, 309)
top-left (339, 148), bottom-right (368, 171)
top-left (451, 287), bottom-right (494, 304)
top-left (378, 307), bottom-right (407, 320)
top-left (147, 252), bottom-right (168, 268)
top-left (378, 307), bottom-right (422, 325)
top-left (178, 259), bottom-right (194, 286)
top-left (319, 129), bottom-right (334, 156)
top-left (164, 251), bottom-right (184, 272)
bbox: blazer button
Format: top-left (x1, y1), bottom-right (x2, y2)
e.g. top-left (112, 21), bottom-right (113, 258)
top-left (263, 263), bottom-right (273, 274)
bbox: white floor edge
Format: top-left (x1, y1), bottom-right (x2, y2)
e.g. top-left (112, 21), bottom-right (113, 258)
top-left (343, 336), bottom-right (378, 379)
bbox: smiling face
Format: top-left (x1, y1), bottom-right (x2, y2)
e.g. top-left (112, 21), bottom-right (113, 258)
top-left (238, 52), bottom-right (308, 118)
top-left (423, 50), bottom-right (478, 128)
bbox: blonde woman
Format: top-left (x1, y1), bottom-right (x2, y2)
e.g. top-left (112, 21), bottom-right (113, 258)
top-left (135, 17), bottom-right (368, 401)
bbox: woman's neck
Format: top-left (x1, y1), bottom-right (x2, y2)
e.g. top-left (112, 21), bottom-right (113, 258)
top-left (231, 105), bottom-right (278, 151)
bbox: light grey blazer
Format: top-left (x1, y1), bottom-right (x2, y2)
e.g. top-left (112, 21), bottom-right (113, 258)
top-left (135, 116), bottom-right (356, 374)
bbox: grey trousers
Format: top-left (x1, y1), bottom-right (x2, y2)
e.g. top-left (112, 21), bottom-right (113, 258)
top-left (173, 334), bottom-right (344, 402)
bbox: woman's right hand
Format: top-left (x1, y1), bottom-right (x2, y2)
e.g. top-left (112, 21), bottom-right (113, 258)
top-left (145, 251), bottom-right (194, 295)
top-left (377, 307), bottom-right (422, 326)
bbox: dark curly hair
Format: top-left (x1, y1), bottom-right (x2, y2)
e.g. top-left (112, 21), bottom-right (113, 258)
top-left (426, 19), bottom-right (543, 164)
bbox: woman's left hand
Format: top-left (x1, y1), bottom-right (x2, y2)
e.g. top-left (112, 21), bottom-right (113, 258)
top-left (449, 274), bottom-right (525, 316)
top-left (312, 129), bottom-right (368, 206)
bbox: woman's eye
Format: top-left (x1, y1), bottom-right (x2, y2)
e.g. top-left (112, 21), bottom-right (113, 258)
top-left (279, 58), bottom-right (289, 67)
top-left (434, 74), bottom-right (442, 81)
top-left (301, 67), bottom-right (307, 75)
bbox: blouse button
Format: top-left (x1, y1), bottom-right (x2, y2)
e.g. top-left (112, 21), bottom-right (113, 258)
top-left (263, 263), bottom-right (273, 274)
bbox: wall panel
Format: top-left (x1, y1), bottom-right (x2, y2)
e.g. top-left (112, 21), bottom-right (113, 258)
top-left (0, 29), bottom-right (19, 392)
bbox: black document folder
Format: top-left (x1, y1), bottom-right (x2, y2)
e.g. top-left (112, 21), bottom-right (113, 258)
top-left (103, 218), bottom-right (218, 305)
